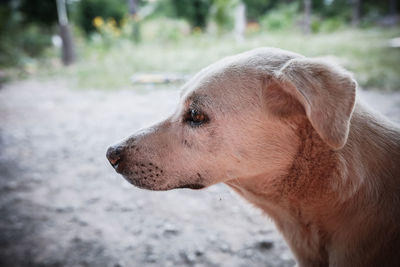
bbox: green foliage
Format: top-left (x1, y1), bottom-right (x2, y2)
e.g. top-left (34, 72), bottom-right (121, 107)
top-left (150, 0), bottom-right (177, 18)
top-left (20, 24), bottom-right (52, 56)
top-left (170, 0), bottom-right (212, 29)
top-left (19, 0), bottom-right (58, 26)
top-left (317, 16), bottom-right (347, 32)
top-left (0, 7), bottom-right (21, 66)
top-left (313, 0), bottom-right (351, 19)
top-left (86, 16), bottom-right (190, 50)
top-left (313, 0), bottom-right (398, 24)
top-left (140, 18), bottom-right (190, 42)
top-left (46, 26), bottom-right (400, 92)
top-left (363, 0), bottom-right (396, 15)
top-left (311, 17), bottom-right (322, 33)
top-left (0, 3), bottom-right (52, 67)
top-left (242, 0), bottom-right (278, 21)
top-left (2, 0), bottom-right (399, 82)
top-left (210, 0), bottom-right (238, 33)
top-left (259, 3), bottom-right (299, 31)
top-left (72, 0), bottom-right (128, 35)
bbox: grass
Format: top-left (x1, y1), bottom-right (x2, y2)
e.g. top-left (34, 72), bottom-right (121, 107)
top-left (39, 27), bottom-right (400, 91)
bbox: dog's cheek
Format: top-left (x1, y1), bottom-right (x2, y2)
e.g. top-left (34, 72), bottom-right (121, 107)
top-left (180, 125), bottom-right (223, 159)
top-left (206, 128), bottom-right (224, 153)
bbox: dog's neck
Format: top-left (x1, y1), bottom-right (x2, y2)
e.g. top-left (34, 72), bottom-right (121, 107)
top-left (226, 116), bottom-right (346, 205)
top-left (226, 118), bottom-right (339, 265)
top-left (226, 107), bottom-right (400, 266)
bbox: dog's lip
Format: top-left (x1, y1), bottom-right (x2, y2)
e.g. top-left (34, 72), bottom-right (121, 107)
top-left (112, 163), bottom-right (119, 169)
top-left (113, 163), bottom-right (124, 174)
top-left (177, 183), bottom-right (205, 190)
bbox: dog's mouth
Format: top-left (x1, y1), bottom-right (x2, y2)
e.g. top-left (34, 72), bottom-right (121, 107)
top-left (113, 160), bottom-right (206, 191)
top-left (177, 183), bottom-right (205, 190)
top-left (122, 176), bottom-right (205, 191)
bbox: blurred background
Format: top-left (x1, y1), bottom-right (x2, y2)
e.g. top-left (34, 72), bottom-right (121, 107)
top-left (0, 0), bottom-right (399, 266)
top-left (1, 0), bottom-right (400, 90)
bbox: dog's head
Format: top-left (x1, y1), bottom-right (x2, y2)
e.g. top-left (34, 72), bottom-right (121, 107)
top-left (107, 48), bottom-right (356, 191)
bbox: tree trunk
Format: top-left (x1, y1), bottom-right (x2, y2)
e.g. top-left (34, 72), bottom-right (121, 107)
top-left (234, 2), bottom-right (246, 43)
top-left (352, 0), bottom-right (361, 27)
top-left (128, 0), bottom-right (137, 15)
top-left (389, 0), bottom-right (397, 16)
top-left (127, 0), bottom-right (140, 43)
top-left (303, 0), bottom-right (311, 34)
top-left (59, 24), bottom-right (75, 65)
top-left (56, 0), bottom-right (75, 65)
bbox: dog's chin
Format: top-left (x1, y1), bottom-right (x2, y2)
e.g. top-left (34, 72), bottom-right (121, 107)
top-left (120, 174), bottom-right (206, 191)
top-left (121, 175), bottom-right (165, 191)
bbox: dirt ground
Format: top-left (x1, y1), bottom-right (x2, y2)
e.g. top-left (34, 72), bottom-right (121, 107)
top-left (0, 79), bottom-right (399, 267)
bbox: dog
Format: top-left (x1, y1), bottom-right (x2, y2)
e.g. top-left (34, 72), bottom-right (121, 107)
top-left (106, 48), bottom-right (400, 267)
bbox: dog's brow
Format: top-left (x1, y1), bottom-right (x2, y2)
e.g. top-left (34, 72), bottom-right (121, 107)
top-left (186, 94), bottom-right (211, 109)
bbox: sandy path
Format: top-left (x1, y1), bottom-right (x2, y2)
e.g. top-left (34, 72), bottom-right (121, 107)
top-left (0, 79), bottom-right (399, 267)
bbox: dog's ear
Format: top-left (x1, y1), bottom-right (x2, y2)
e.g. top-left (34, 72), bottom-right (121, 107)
top-left (275, 57), bottom-right (356, 150)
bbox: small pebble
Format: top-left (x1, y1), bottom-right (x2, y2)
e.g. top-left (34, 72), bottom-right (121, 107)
top-left (256, 240), bottom-right (274, 250)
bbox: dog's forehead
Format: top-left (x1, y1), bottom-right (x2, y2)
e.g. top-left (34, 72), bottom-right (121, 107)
top-left (179, 55), bottom-right (250, 102)
top-left (180, 47), bottom-right (301, 102)
top-left (180, 60), bottom-right (232, 100)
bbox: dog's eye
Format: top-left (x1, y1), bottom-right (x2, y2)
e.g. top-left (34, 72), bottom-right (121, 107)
top-left (185, 109), bottom-right (208, 127)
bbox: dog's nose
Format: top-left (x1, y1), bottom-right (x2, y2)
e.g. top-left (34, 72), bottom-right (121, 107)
top-left (106, 145), bottom-right (124, 168)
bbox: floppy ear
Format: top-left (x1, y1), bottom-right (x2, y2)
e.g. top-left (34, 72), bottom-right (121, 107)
top-left (275, 57), bottom-right (356, 150)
